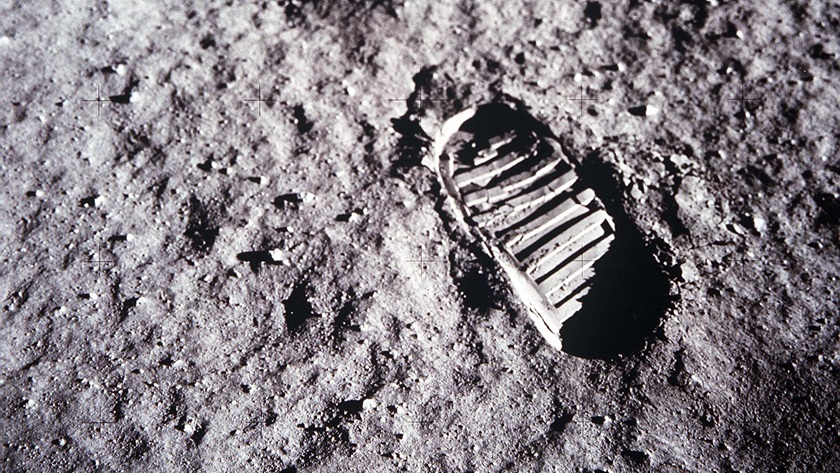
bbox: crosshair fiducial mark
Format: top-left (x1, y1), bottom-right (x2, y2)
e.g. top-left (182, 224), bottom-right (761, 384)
top-left (243, 412), bottom-right (277, 430)
top-left (405, 412), bottom-right (433, 425)
top-left (566, 84), bottom-right (597, 116)
top-left (403, 409), bottom-right (433, 427)
top-left (243, 84), bottom-right (276, 116)
top-left (88, 243), bottom-right (114, 276)
top-left (571, 251), bottom-right (598, 282)
top-left (387, 91), bottom-right (448, 104)
top-left (81, 401), bottom-right (117, 440)
top-left (406, 419), bottom-right (432, 427)
top-left (727, 84), bottom-right (763, 118)
top-left (405, 248), bottom-right (447, 270)
top-left (728, 250), bottom-right (791, 270)
top-left (82, 85), bottom-right (111, 117)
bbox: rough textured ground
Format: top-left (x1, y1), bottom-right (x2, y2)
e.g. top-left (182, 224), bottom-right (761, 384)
top-left (1, 1), bottom-right (838, 472)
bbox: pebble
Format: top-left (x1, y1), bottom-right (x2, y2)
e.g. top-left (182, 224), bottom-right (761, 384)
top-left (629, 182), bottom-right (644, 200)
top-left (269, 248), bottom-right (291, 265)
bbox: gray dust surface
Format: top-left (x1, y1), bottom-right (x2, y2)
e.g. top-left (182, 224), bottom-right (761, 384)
top-left (0, 1), bottom-right (838, 472)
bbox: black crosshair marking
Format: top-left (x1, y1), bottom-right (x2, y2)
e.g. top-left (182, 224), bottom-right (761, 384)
top-left (81, 402), bottom-right (116, 440)
top-left (243, 412), bottom-right (277, 430)
top-left (730, 251), bottom-right (791, 270)
top-left (88, 243), bottom-right (114, 277)
top-left (727, 84), bottom-right (762, 118)
top-left (243, 85), bottom-right (276, 116)
top-left (406, 249), bottom-right (447, 269)
top-left (387, 91), bottom-right (448, 103)
top-left (572, 251), bottom-right (597, 280)
top-left (406, 419), bottom-right (432, 426)
top-left (82, 85), bottom-right (111, 117)
top-left (735, 252), bottom-right (761, 264)
top-left (566, 84), bottom-right (597, 116)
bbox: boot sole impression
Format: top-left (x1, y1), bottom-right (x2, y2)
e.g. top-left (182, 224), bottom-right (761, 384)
top-left (429, 103), bottom-right (615, 350)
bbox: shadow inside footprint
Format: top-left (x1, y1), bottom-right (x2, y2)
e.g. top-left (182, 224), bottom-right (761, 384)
top-left (559, 156), bottom-right (671, 359)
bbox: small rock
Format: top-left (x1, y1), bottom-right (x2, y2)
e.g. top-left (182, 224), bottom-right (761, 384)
top-left (337, 208), bottom-right (364, 223)
top-left (680, 260), bottom-right (699, 282)
top-left (247, 176), bottom-right (269, 186)
top-left (726, 222), bottom-right (746, 236)
top-left (80, 194), bottom-right (104, 208)
top-left (362, 398), bottom-right (377, 410)
top-left (629, 182), bottom-right (644, 200)
top-left (628, 105), bottom-right (659, 117)
top-left (591, 415), bottom-right (612, 426)
top-left (668, 154), bottom-right (693, 172)
top-left (807, 240), bottom-right (823, 250)
top-left (269, 248), bottom-right (291, 266)
top-left (274, 193), bottom-right (304, 209)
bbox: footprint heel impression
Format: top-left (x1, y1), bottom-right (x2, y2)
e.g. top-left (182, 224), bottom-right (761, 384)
top-left (430, 103), bottom-right (617, 350)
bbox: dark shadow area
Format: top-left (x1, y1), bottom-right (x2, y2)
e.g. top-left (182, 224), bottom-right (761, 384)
top-left (454, 260), bottom-right (498, 314)
top-left (236, 250), bottom-right (277, 274)
top-left (458, 103), bottom-right (555, 148)
top-left (186, 196), bottom-right (221, 255)
top-left (283, 281), bottom-right (317, 334)
top-left (559, 156), bottom-right (671, 359)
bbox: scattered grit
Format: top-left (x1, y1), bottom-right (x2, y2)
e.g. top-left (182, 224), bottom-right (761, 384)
top-left (0, 1), bottom-right (838, 472)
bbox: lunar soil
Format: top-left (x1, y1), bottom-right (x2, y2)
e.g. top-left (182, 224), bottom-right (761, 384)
top-left (1, 1), bottom-right (838, 472)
